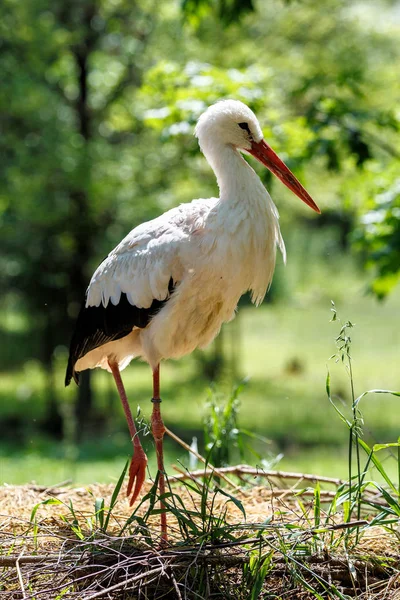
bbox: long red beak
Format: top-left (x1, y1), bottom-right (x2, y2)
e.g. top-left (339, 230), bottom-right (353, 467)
top-left (249, 139), bottom-right (320, 213)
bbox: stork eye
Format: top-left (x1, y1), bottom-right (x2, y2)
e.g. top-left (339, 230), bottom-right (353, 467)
top-left (238, 122), bottom-right (251, 134)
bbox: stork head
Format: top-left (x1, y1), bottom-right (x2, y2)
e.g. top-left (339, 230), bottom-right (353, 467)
top-left (195, 99), bottom-right (320, 213)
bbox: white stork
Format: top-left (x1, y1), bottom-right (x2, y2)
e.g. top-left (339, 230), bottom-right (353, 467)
top-left (65, 100), bottom-right (320, 543)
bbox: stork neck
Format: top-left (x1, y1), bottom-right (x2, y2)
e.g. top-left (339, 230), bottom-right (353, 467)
top-left (209, 145), bottom-right (264, 204)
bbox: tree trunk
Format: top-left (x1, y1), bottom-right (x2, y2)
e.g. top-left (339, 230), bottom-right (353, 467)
top-left (68, 4), bottom-right (98, 441)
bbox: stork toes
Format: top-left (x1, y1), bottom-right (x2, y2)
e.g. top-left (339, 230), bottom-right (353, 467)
top-left (127, 448), bottom-right (148, 505)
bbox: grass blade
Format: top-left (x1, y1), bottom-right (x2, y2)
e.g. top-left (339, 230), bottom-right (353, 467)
top-left (103, 458), bottom-right (129, 531)
top-left (358, 438), bottom-right (398, 494)
top-left (215, 487), bottom-right (246, 521)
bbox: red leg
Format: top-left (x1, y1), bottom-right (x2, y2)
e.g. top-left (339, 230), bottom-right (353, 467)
top-left (151, 364), bottom-right (168, 544)
top-left (109, 360), bottom-right (147, 505)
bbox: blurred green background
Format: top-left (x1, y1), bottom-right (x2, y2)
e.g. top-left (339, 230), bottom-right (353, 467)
top-left (1, 0), bottom-right (399, 487)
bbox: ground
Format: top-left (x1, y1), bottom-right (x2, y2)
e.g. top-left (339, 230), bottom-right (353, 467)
top-left (1, 466), bottom-right (399, 599)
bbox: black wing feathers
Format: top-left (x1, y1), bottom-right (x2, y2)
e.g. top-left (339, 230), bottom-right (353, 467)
top-left (65, 279), bottom-right (174, 387)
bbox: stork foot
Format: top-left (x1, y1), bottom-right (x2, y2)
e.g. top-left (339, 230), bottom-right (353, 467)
top-left (127, 448), bottom-right (148, 506)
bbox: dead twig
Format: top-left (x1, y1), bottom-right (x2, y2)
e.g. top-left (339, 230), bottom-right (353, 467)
top-left (168, 464), bottom-right (346, 487)
top-left (16, 549), bottom-right (27, 600)
top-left (27, 479), bottom-right (73, 494)
top-left (0, 554), bottom-right (81, 567)
top-left (85, 565), bottom-right (170, 599)
top-left (167, 567), bottom-right (183, 599)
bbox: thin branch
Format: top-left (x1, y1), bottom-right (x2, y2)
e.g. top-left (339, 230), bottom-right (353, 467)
top-left (85, 565), bottom-right (167, 599)
top-left (168, 464), bottom-right (346, 486)
top-left (0, 554), bottom-right (78, 567)
top-left (26, 480), bottom-right (73, 494)
top-left (165, 427), bottom-right (246, 493)
top-left (166, 567), bottom-right (183, 600)
top-left (16, 549), bottom-right (27, 600)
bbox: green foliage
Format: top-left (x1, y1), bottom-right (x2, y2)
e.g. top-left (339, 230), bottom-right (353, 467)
top-left (92, 458), bottom-right (129, 532)
top-left (0, 0), bottom-right (163, 402)
top-left (182, 0), bottom-right (255, 26)
top-left (353, 172), bottom-right (400, 298)
top-left (203, 383), bottom-right (278, 472)
top-left (203, 384), bottom-right (246, 468)
top-left (243, 548), bottom-right (273, 600)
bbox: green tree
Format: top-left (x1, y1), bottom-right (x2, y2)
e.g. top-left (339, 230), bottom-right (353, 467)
top-left (352, 163), bottom-right (400, 298)
top-left (0, 0), bottom-right (158, 437)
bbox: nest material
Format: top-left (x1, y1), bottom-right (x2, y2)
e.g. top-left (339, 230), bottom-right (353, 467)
top-left (1, 470), bottom-right (399, 599)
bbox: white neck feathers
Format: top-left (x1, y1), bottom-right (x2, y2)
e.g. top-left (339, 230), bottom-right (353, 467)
top-left (201, 140), bottom-right (286, 306)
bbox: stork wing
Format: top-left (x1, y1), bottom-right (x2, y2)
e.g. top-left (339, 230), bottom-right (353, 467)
top-left (65, 279), bottom-right (174, 385)
top-left (65, 200), bottom-right (212, 386)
